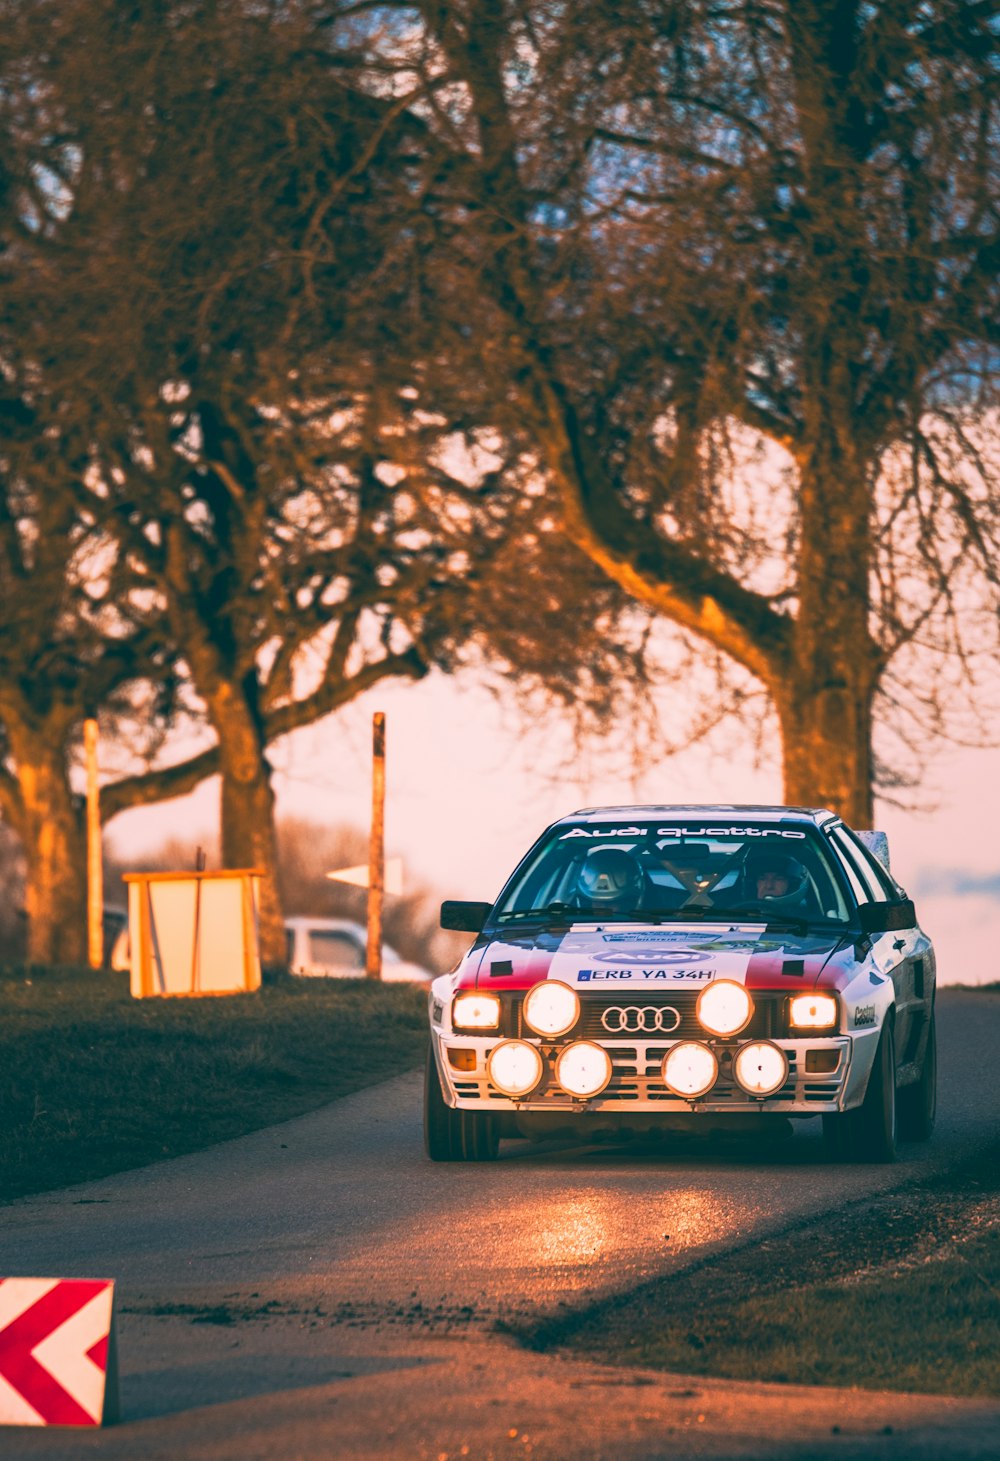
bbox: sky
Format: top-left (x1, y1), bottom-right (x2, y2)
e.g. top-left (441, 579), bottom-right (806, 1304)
top-left (107, 668), bottom-right (1000, 988)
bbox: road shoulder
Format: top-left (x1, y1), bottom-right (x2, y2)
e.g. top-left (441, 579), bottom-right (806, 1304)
top-left (7, 1314), bottom-right (1000, 1460)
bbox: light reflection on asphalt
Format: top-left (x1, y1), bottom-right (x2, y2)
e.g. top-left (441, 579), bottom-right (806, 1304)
top-left (511, 1183), bottom-right (741, 1275)
top-left (524, 1191), bottom-right (622, 1269)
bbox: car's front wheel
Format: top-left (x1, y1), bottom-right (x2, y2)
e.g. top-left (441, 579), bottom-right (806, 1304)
top-left (423, 1044), bottom-right (500, 1162)
top-left (823, 1020), bottom-right (897, 1163)
top-left (897, 1009), bottom-right (937, 1141)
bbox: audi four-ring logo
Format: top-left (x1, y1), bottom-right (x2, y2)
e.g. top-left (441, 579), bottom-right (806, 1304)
top-left (601, 1005), bottom-right (682, 1034)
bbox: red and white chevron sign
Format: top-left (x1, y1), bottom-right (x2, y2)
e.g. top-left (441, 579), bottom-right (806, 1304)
top-left (0, 1278), bottom-right (119, 1427)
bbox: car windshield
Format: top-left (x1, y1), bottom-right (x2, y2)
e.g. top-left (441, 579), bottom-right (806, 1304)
top-left (495, 820), bottom-right (853, 924)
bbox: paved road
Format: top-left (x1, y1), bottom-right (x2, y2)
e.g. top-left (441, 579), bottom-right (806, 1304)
top-left (4, 989), bottom-right (1000, 1459)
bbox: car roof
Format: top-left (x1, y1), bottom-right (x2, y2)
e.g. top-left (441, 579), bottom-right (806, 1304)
top-left (554, 804), bottom-right (839, 827)
top-left (284, 916), bottom-right (367, 936)
top-left (283, 916), bottom-right (412, 964)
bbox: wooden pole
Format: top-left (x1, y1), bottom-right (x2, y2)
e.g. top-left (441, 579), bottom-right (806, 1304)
top-left (366, 712), bottom-right (386, 979)
top-left (84, 717), bottom-right (103, 969)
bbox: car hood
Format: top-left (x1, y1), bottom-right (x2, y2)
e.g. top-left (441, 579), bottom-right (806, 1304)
top-left (462, 919), bottom-right (856, 994)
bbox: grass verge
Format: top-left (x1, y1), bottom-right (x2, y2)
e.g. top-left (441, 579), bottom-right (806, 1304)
top-left (0, 964), bottom-right (427, 1203)
top-left (510, 1140), bottom-right (1000, 1397)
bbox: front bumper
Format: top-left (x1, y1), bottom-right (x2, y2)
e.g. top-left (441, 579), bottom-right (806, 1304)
top-left (430, 1027), bottom-right (880, 1117)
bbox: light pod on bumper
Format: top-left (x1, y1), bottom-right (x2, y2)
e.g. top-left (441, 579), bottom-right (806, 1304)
top-left (555, 1041), bottom-right (613, 1099)
top-left (487, 1039), bottom-right (544, 1098)
top-left (453, 992), bottom-right (502, 1031)
top-left (523, 980), bottom-right (580, 1037)
top-left (789, 993), bottom-right (838, 1030)
top-left (662, 1041), bottom-right (718, 1099)
top-left (697, 979), bottom-right (753, 1036)
top-left (733, 1041), bottom-right (788, 1096)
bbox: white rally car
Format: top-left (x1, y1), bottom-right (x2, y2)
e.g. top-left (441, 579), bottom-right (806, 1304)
top-left (425, 806), bottom-right (936, 1163)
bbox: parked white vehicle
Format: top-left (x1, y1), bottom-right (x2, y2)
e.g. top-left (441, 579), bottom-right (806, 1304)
top-left (285, 916), bottom-right (433, 983)
top-left (113, 914), bottom-right (433, 984)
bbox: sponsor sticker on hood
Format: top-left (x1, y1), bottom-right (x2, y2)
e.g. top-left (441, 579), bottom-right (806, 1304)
top-left (545, 924), bottom-right (764, 987)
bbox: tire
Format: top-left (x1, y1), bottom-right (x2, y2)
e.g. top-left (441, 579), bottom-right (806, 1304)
top-left (423, 1044), bottom-right (500, 1162)
top-left (897, 1010), bottom-right (937, 1142)
top-left (823, 1020), bottom-right (897, 1164)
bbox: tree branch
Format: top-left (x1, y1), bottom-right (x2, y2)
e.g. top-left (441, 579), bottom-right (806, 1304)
top-left (100, 744), bottom-right (221, 822)
top-left (536, 389), bottom-right (792, 684)
top-left (100, 647), bottom-right (429, 822)
top-left (418, 0), bottom-right (792, 686)
top-left (265, 647), bottom-right (428, 742)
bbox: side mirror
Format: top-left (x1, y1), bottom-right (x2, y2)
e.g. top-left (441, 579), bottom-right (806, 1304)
top-left (440, 899), bottom-right (493, 933)
top-left (858, 899), bottom-right (916, 935)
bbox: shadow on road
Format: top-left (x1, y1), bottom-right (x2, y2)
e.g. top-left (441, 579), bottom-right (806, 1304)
top-left (495, 1125), bottom-right (876, 1169)
top-left (123, 1351), bottom-right (431, 1423)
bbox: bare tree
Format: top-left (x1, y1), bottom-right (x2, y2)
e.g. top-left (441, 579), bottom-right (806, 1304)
top-left (0, 0), bottom-right (664, 962)
top-left (361, 0), bottom-right (1000, 823)
top-left (0, 372), bottom-right (176, 962)
top-left (1, 0), bottom-right (433, 960)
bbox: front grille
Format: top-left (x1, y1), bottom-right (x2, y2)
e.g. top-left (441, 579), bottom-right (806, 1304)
top-left (482, 1043), bottom-right (800, 1104)
top-left (597, 1044), bottom-right (799, 1103)
top-left (578, 991), bottom-right (703, 1039)
top-left (511, 990), bottom-right (784, 1041)
top-left (451, 1036), bottom-right (849, 1108)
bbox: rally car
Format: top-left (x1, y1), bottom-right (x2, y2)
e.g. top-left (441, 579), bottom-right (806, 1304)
top-left (425, 805), bottom-right (936, 1163)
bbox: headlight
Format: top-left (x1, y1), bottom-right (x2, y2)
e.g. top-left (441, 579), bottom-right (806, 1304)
top-left (523, 980), bottom-right (580, 1037)
top-left (453, 992), bottom-right (501, 1031)
top-left (697, 980), bottom-right (753, 1037)
top-left (789, 993), bottom-right (838, 1030)
top-left (555, 1041), bottom-right (613, 1098)
top-left (487, 1039), bottom-right (544, 1097)
top-left (733, 1041), bottom-right (788, 1096)
top-left (662, 1041), bottom-right (718, 1099)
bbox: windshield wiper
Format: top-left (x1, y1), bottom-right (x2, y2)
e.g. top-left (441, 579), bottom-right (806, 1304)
top-left (496, 902), bottom-right (848, 934)
top-left (648, 906), bottom-right (734, 920)
top-left (722, 906), bottom-right (847, 935)
top-left (497, 902), bottom-right (578, 922)
top-left (498, 904), bottom-right (681, 923)
top-left (498, 904), bottom-right (748, 924)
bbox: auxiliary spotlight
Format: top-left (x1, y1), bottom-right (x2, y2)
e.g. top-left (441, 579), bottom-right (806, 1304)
top-left (696, 979), bottom-right (753, 1037)
top-left (733, 1041), bottom-right (788, 1097)
top-left (662, 1041), bottom-right (719, 1099)
top-left (487, 1040), bottom-right (544, 1098)
top-left (555, 1041), bottom-right (613, 1099)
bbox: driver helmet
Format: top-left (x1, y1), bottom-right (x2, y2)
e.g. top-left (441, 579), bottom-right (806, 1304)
top-left (745, 850), bottom-right (808, 909)
top-left (576, 847), bottom-right (644, 910)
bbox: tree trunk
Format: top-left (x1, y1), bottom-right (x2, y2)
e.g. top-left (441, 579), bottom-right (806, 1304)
top-left (773, 680), bottom-right (875, 826)
top-left (778, 422), bottom-right (880, 826)
top-left (207, 685), bottom-right (286, 968)
top-left (16, 753), bottom-right (88, 965)
top-left (220, 761), bottom-right (285, 968)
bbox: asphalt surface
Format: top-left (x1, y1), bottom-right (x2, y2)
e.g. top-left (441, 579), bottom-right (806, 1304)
top-left (3, 988), bottom-right (999, 1459)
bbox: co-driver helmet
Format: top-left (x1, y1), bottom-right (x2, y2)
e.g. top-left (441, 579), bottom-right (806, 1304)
top-left (745, 849), bottom-right (808, 910)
